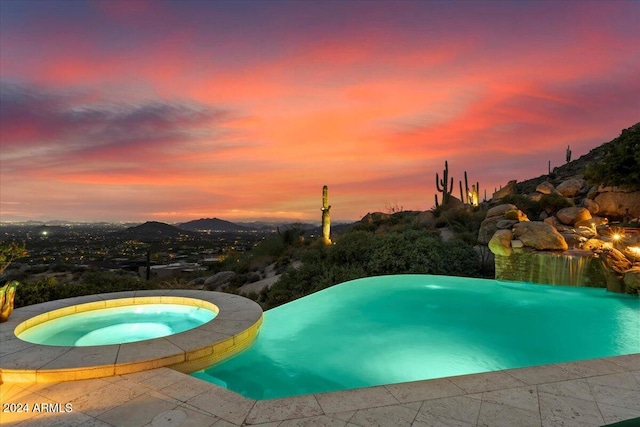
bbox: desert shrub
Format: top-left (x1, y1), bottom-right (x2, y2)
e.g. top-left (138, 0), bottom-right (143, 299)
top-left (251, 236), bottom-right (286, 258)
top-left (15, 277), bottom-right (91, 307)
top-left (538, 193), bottom-right (574, 214)
top-left (244, 291), bottom-right (258, 301)
top-left (14, 268), bottom-right (171, 307)
top-left (367, 231), bottom-right (439, 275)
top-left (262, 229), bottom-right (480, 308)
top-left (440, 239), bottom-right (481, 276)
top-left (434, 206), bottom-right (486, 244)
top-left (501, 194), bottom-right (543, 219)
top-left (80, 270), bottom-right (145, 291)
top-left (24, 265), bottom-right (49, 274)
top-left (328, 231), bottom-right (376, 265)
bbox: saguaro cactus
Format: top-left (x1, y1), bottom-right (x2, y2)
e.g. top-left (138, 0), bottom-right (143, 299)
top-left (566, 145), bottom-right (572, 163)
top-left (460, 171), bottom-right (480, 206)
top-left (435, 161), bottom-right (454, 207)
top-left (469, 184), bottom-right (479, 206)
top-left (321, 185), bottom-right (331, 245)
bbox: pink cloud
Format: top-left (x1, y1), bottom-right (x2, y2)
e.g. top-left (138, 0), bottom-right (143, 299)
top-left (1, 1), bottom-right (639, 222)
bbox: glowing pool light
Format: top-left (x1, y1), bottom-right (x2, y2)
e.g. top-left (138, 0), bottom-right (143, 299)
top-left (17, 302), bottom-right (216, 346)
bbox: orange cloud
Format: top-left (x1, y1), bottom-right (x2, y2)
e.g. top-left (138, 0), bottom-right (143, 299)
top-left (1, 1), bottom-right (639, 222)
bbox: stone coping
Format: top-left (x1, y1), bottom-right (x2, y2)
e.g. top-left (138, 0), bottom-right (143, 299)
top-left (0, 290), bottom-right (263, 383)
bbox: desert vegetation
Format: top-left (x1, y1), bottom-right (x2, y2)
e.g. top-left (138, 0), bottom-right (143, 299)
top-left (261, 228), bottom-right (480, 308)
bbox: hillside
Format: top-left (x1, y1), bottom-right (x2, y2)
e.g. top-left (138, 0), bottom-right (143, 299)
top-left (178, 217), bottom-right (250, 232)
top-left (114, 221), bottom-right (197, 241)
top-left (516, 122), bottom-right (640, 194)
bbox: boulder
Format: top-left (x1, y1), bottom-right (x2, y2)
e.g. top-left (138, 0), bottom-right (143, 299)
top-left (623, 267), bottom-right (640, 293)
top-left (624, 246), bottom-right (640, 262)
top-left (583, 238), bottom-right (608, 251)
top-left (543, 216), bottom-right (562, 228)
top-left (478, 215), bottom-right (503, 245)
top-left (598, 185), bottom-right (618, 193)
top-left (486, 204), bottom-right (517, 218)
top-left (445, 195), bottom-right (464, 209)
top-left (204, 271), bottom-right (236, 290)
top-left (562, 233), bottom-right (586, 249)
top-left (505, 209), bottom-right (529, 221)
top-left (493, 180), bottom-right (517, 199)
top-left (529, 193), bottom-right (543, 202)
top-left (575, 217), bottom-right (608, 228)
top-left (511, 239), bottom-right (524, 248)
top-left (188, 276), bottom-right (208, 286)
top-left (556, 224), bottom-right (575, 233)
top-left (575, 226), bottom-right (597, 239)
top-left (624, 233), bottom-right (640, 248)
top-left (556, 179), bottom-right (586, 197)
top-left (497, 219), bottom-right (519, 229)
top-left (594, 191), bottom-right (640, 219)
top-left (512, 221), bottom-right (568, 250)
top-left (488, 230), bottom-right (513, 256)
top-left (361, 212), bottom-right (391, 224)
top-left (556, 207), bottom-right (592, 226)
top-left (536, 181), bottom-right (555, 195)
top-left (600, 248), bottom-right (632, 275)
top-left (583, 198), bottom-right (599, 215)
top-left (417, 211), bottom-right (435, 227)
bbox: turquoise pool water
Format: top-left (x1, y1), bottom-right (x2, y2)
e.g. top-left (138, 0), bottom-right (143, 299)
top-left (18, 304), bottom-right (216, 346)
top-left (192, 275), bottom-right (640, 400)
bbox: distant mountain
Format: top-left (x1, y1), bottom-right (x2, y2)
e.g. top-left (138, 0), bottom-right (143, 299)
top-left (178, 217), bottom-right (251, 232)
top-left (115, 221), bottom-right (197, 241)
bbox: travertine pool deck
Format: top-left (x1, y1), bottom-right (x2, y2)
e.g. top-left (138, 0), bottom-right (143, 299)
top-left (1, 292), bottom-right (639, 426)
top-left (0, 290), bottom-right (263, 383)
top-left (1, 354), bottom-right (639, 426)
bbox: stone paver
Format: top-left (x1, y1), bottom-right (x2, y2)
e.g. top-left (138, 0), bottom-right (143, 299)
top-left (315, 386), bottom-right (400, 414)
top-left (349, 403), bottom-right (418, 426)
top-left (2, 355), bottom-right (640, 426)
top-left (246, 394), bottom-right (324, 424)
top-left (417, 395), bottom-right (482, 425)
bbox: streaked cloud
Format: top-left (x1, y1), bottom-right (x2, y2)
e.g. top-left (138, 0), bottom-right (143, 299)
top-left (0, 0), bottom-right (638, 222)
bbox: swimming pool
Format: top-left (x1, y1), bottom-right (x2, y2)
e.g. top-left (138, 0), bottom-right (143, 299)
top-left (17, 301), bottom-right (217, 346)
top-left (192, 274), bottom-right (639, 400)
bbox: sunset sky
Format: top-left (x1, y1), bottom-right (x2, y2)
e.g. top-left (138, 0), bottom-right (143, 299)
top-left (1, 1), bottom-right (639, 223)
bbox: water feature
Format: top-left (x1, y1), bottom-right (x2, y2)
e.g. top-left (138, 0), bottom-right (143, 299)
top-left (495, 250), bottom-right (607, 287)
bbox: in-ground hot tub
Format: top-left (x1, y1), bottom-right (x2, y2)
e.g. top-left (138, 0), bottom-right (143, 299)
top-left (0, 291), bottom-right (263, 383)
top-left (16, 298), bottom-right (217, 346)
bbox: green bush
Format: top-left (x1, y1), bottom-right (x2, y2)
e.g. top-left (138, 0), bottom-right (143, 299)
top-left (15, 270), bottom-right (148, 308)
top-left (262, 229), bottom-right (480, 308)
top-left (328, 231), bottom-right (376, 266)
top-left (251, 236), bottom-right (286, 258)
top-left (538, 193), bottom-right (573, 214)
top-left (15, 278), bottom-right (87, 307)
top-left (501, 194), bottom-right (543, 219)
top-left (434, 206), bottom-right (486, 244)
